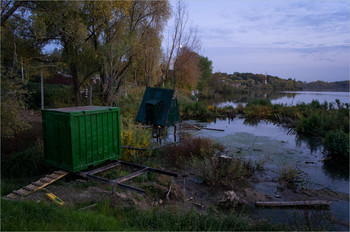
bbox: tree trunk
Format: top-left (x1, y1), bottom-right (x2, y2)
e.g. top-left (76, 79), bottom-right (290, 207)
top-left (70, 64), bottom-right (81, 106)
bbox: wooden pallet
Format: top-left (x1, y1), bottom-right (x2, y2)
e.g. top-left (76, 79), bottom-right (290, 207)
top-left (4, 170), bottom-right (69, 200)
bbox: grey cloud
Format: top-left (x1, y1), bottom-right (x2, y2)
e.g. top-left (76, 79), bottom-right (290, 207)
top-left (205, 44), bottom-right (349, 58)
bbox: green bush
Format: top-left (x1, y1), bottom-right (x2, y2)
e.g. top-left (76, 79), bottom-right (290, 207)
top-left (296, 113), bottom-right (323, 135)
top-left (1, 139), bottom-right (46, 177)
top-left (120, 117), bottom-right (152, 162)
top-left (1, 70), bottom-right (31, 139)
top-left (180, 101), bottom-right (214, 120)
top-left (323, 130), bottom-right (349, 160)
top-left (26, 82), bottom-right (75, 109)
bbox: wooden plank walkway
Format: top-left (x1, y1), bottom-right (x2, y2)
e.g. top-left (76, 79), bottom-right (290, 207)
top-left (4, 170), bottom-right (69, 200)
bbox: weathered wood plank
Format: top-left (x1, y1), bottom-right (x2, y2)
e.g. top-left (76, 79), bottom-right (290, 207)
top-left (116, 168), bottom-right (149, 183)
top-left (201, 127), bottom-right (225, 132)
top-left (255, 200), bottom-right (331, 208)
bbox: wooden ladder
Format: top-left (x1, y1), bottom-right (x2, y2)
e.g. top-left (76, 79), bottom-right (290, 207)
top-left (4, 170), bottom-right (69, 200)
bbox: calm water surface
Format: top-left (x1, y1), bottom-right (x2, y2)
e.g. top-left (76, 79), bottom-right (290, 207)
top-left (218, 91), bottom-right (349, 107)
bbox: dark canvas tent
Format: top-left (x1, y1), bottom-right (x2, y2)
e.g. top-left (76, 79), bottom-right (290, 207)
top-left (136, 87), bottom-right (180, 127)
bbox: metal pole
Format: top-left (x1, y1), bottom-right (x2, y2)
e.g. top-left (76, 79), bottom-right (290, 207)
top-left (89, 78), bottom-right (92, 105)
top-left (124, 75), bottom-right (127, 97)
top-left (41, 62), bottom-right (44, 110)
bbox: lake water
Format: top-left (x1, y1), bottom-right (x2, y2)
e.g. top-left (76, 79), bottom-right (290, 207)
top-left (180, 91), bottom-right (349, 230)
top-left (217, 91), bottom-right (349, 107)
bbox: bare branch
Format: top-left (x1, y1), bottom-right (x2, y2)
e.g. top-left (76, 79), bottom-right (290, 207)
top-left (1, 0), bottom-right (24, 27)
top-left (157, 0), bottom-right (201, 87)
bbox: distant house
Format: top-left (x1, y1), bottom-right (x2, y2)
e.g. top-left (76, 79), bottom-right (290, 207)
top-left (136, 87), bottom-right (180, 127)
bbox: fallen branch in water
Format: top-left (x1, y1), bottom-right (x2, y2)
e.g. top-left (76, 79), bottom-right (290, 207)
top-left (182, 122), bottom-right (224, 131)
top-left (255, 200), bottom-right (331, 208)
top-left (182, 122), bottom-right (201, 130)
top-left (201, 127), bottom-right (225, 132)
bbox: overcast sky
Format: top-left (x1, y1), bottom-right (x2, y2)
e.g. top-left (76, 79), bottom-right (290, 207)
top-left (167, 0), bottom-right (350, 82)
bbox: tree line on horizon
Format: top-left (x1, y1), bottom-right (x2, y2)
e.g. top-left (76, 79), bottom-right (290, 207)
top-left (210, 72), bottom-right (349, 93)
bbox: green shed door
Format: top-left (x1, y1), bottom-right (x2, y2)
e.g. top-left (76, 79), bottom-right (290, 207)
top-left (166, 99), bottom-right (180, 126)
top-left (145, 99), bottom-right (161, 125)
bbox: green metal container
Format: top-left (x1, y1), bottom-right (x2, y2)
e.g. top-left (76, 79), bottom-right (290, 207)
top-left (42, 106), bottom-right (121, 172)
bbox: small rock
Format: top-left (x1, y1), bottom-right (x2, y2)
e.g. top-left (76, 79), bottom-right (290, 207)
top-left (76, 179), bottom-right (87, 183)
top-left (217, 191), bottom-right (246, 209)
top-left (189, 176), bottom-right (204, 184)
top-left (159, 199), bottom-right (163, 204)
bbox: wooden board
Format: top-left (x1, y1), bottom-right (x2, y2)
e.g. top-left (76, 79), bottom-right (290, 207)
top-left (4, 170), bottom-right (69, 200)
top-left (255, 200), bottom-right (331, 208)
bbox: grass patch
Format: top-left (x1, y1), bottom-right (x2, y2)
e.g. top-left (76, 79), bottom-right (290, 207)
top-left (279, 166), bottom-right (301, 189)
top-left (1, 199), bottom-right (283, 231)
top-left (1, 200), bottom-right (123, 231)
top-left (1, 179), bottom-right (27, 197)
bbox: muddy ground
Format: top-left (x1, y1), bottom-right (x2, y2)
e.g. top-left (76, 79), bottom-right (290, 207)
top-left (20, 165), bottom-right (348, 213)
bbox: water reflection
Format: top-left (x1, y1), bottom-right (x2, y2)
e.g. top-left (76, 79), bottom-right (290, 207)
top-left (210, 90), bottom-right (350, 107)
top-left (295, 133), bottom-right (323, 155)
top-left (323, 159), bottom-right (349, 181)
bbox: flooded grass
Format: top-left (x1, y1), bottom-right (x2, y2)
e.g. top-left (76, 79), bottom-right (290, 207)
top-left (184, 116), bottom-right (349, 230)
top-left (163, 138), bottom-right (256, 187)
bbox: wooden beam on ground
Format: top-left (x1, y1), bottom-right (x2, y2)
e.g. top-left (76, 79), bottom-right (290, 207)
top-left (86, 162), bottom-right (121, 175)
top-left (118, 160), bottom-right (178, 177)
top-left (116, 168), bottom-right (149, 183)
top-left (4, 170), bottom-right (69, 200)
top-left (255, 200), bottom-right (331, 208)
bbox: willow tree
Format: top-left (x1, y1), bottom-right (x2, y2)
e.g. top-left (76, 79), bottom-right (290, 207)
top-left (131, 1), bottom-right (170, 87)
top-left (100, 0), bottom-right (170, 105)
top-left (174, 46), bottom-right (200, 91)
top-left (3, 1), bottom-right (170, 106)
top-left (25, 1), bottom-right (131, 106)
